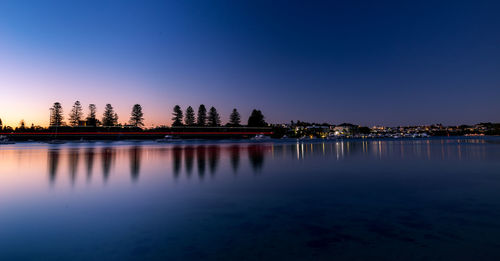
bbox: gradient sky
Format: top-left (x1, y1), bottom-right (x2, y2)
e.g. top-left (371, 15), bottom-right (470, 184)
top-left (0, 0), bottom-right (499, 127)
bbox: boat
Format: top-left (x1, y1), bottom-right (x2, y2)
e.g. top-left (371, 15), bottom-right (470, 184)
top-left (251, 134), bottom-right (271, 141)
top-left (0, 135), bottom-right (15, 144)
top-left (156, 135), bottom-right (181, 143)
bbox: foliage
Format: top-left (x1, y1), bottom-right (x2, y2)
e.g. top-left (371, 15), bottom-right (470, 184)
top-left (86, 104), bottom-right (98, 126)
top-left (102, 104), bottom-right (118, 126)
top-left (197, 104), bottom-right (207, 126)
top-left (247, 109), bottom-right (267, 127)
top-left (129, 104), bottom-right (144, 127)
top-left (50, 102), bottom-right (64, 126)
top-left (69, 101), bottom-right (83, 126)
top-left (207, 107), bottom-right (221, 127)
top-left (228, 108), bottom-right (241, 126)
top-left (172, 105), bottom-right (183, 126)
top-left (184, 106), bottom-right (195, 126)
top-left (358, 127), bottom-right (371, 134)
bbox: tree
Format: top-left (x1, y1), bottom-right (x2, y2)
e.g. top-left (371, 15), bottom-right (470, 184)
top-left (129, 104), bottom-right (144, 127)
top-left (228, 108), bottom-right (241, 127)
top-left (184, 106), bottom-right (195, 126)
top-left (0, 118), bottom-right (2, 129)
top-left (207, 107), bottom-right (221, 127)
top-left (248, 109), bottom-right (267, 127)
top-left (172, 105), bottom-right (183, 126)
top-left (19, 119), bottom-right (25, 130)
top-left (197, 104), bottom-right (207, 126)
top-left (358, 126), bottom-right (371, 134)
top-left (102, 104), bottom-right (118, 126)
top-left (69, 100), bottom-right (83, 126)
top-left (86, 104), bottom-right (97, 126)
top-left (50, 102), bottom-right (64, 126)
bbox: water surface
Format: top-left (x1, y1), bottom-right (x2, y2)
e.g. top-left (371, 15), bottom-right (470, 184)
top-left (1, 138), bottom-right (500, 260)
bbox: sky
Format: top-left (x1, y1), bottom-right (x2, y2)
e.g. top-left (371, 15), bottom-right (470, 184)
top-left (0, 0), bottom-right (499, 127)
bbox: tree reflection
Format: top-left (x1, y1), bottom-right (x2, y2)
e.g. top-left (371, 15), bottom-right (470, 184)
top-left (248, 145), bottom-right (266, 173)
top-left (207, 145), bottom-right (220, 176)
top-left (172, 146), bottom-right (182, 179)
top-left (184, 146), bottom-right (195, 178)
top-left (229, 145), bottom-right (240, 174)
top-left (130, 146), bottom-right (141, 182)
top-left (102, 147), bottom-right (114, 182)
top-left (197, 145), bottom-right (206, 179)
top-left (47, 149), bottom-right (60, 184)
top-left (85, 147), bottom-right (95, 182)
top-left (68, 148), bottom-right (79, 186)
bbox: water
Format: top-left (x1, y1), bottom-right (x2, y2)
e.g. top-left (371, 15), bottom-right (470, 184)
top-left (1, 138), bottom-right (500, 260)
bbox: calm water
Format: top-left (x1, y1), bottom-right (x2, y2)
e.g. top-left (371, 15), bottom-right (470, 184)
top-left (1, 138), bottom-right (500, 260)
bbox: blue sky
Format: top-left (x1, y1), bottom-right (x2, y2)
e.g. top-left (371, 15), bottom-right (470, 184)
top-left (0, 0), bottom-right (499, 127)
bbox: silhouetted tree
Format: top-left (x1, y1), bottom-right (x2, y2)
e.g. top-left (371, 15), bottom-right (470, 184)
top-left (228, 108), bottom-right (241, 126)
top-left (129, 104), bottom-right (144, 127)
top-left (172, 105), bottom-right (183, 126)
top-left (0, 118), bottom-right (2, 129)
top-left (358, 127), bottom-right (371, 134)
top-left (207, 107), bottom-right (221, 127)
top-left (50, 102), bottom-right (64, 126)
top-left (102, 104), bottom-right (118, 126)
top-left (69, 100), bottom-right (83, 126)
top-left (19, 119), bottom-right (25, 130)
top-left (247, 109), bottom-right (267, 127)
top-left (197, 104), bottom-right (207, 126)
top-left (184, 106), bottom-right (195, 126)
top-left (86, 104), bottom-right (97, 126)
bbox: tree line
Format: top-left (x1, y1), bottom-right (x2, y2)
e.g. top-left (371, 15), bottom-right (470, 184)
top-left (44, 101), bottom-right (267, 128)
top-left (49, 101), bottom-right (143, 128)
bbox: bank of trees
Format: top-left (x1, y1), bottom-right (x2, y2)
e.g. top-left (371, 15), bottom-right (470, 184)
top-left (44, 102), bottom-right (267, 128)
top-left (169, 104), bottom-right (267, 128)
top-left (49, 101), bottom-right (142, 128)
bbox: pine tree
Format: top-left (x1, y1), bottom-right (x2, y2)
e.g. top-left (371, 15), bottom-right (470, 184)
top-left (86, 104), bottom-right (97, 126)
top-left (102, 104), bottom-right (118, 126)
top-left (50, 102), bottom-right (64, 126)
top-left (247, 109), bottom-right (267, 127)
top-left (172, 105), bottom-right (183, 126)
top-left (129, 104), bottom-right (144, 127)
top-left (69, 100), bottom-right (83, 126)
top-left (228, 108), bottom-right (241, 126)
top-left (184, 106), bottom-right (195, 126)
top-left (207, 107), bottom-right (221, 127)
top-left (197, 104), bottom-right (207, 126)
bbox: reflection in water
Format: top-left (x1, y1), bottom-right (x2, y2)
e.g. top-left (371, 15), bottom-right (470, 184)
top-left (5, 139), bottom-right (500, 260)
top-left (40, 139), bottom-right (497, 186)
top-left (197, 146), bottom-right (206, 179)
top-left (130, 146), bottom-right (141, 182)
top-left (248, 145), bottom-right (266, 173)
top-left (229, 145), bottom-right (240, 174)
top-left (102, 147), bottom-right (114, 182)
top-left (68, 148), bottom-right (79, 186)
top-left (85, 147), bottom-right (95, 182)
top-left (207, 145), bottom-right (220, 176)
top-left (47, 149), bottom-right (60, 184)
top-left (184, 146), bottom-right (195, 177)
top-left (172, 146), bottom-right (182, 179)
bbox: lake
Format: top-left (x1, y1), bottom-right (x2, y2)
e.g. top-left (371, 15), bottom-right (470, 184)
top-left (1, 138), bottom-right (500, 260)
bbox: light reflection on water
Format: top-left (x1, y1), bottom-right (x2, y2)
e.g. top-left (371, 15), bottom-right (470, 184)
top-left (41, 142), bottom-right (276, 186)
top-left (1, 138), bottom-right (500, 260)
